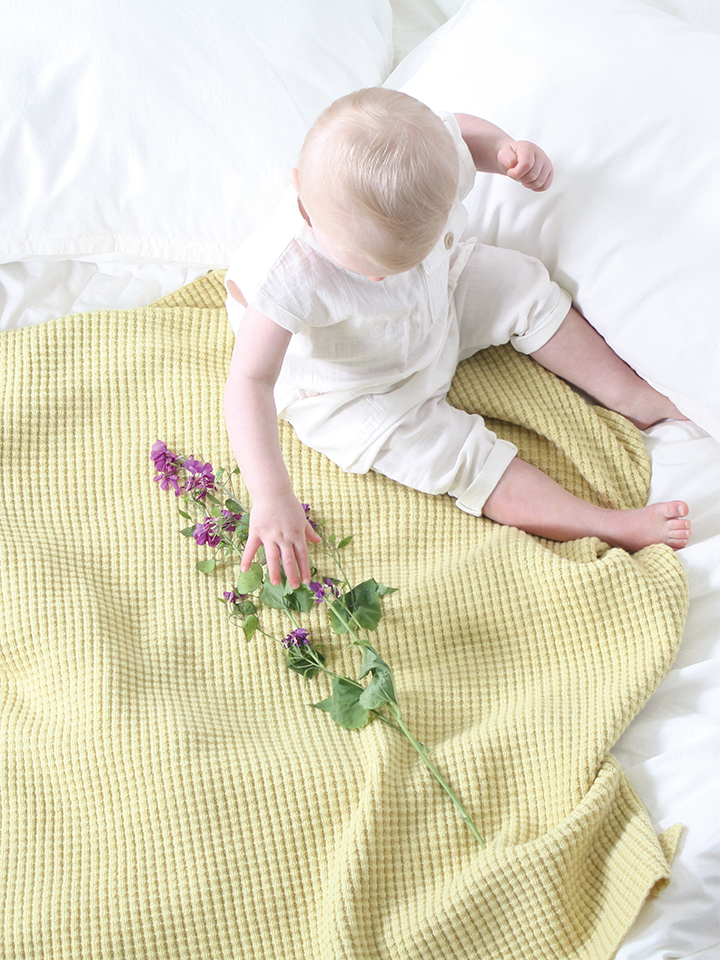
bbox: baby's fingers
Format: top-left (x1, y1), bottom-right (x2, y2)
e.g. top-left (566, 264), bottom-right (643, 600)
top-left (289, 522), bottom-right (323, 588)
top-left (501, 142), bottom-right (554, 191)
top-left (241, 534), bottom-right (262, 572)
top-left (508, 155), bottom-right (548, 188)
top-left (264, 537), bottom-right (310, 589)
top-left (242, 528), bottom-right (292, 587)
top-left (262, 541), bottom-right (287, 587)
top-left (519, 165), bottom-right (553, 191)
top-left (243, 508), bottom-right (322, 589)
top-left (306, 519), bottom-right (323, 544)
top-left (280, 527), bottom-right (323, 588)
top-left (497, 142), bottom-right (520, 176)
top-left (291, 541), bottom-right (312, 590)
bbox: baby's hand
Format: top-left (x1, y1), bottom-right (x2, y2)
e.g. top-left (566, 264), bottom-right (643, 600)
top-left (242, 493), bottom-right (322, 589)
top-left (497, 140), bottom-right (554, 191)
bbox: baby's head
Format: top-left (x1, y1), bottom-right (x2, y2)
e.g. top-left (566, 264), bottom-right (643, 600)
top-left (294, 88), bottom-right (458, 279)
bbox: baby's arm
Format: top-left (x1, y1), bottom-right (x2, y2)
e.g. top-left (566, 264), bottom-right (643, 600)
top-left (224, 304), bottom-right (321, 588)
top-left (455, 113), bottom-right (553, 191)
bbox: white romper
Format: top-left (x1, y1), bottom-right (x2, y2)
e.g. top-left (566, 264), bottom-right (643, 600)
top-left (225, 114), bottom-right (572, 516)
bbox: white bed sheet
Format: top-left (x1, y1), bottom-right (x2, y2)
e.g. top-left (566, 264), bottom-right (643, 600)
top-left (0, 259), bottom-right (209, 331)
top-left (613, 421), bottom-right (720, 959)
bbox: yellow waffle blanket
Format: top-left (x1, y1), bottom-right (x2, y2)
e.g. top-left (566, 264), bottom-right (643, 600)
top-left (0, 272), bottom-right (688, 960)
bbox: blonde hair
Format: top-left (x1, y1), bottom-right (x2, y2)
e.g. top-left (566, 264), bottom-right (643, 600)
top-left (297, 88), bottom-right (459, 273)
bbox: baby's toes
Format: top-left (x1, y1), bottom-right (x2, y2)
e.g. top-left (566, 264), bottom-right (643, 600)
top-left (670, 518), bottom-right (691, 533)
top-left (667, 518), bottom-right (691, 549)
top-left (662, 500), bottom-right (689, 520)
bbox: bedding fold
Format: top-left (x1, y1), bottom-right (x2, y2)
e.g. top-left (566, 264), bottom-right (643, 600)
top-left (0, 272), bottom-right (688, 960)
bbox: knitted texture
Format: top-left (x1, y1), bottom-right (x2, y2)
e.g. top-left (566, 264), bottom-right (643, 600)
top-left (0, 272), bottom-right (688, 960)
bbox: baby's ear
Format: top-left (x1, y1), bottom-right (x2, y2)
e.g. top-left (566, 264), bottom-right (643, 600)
top-left (290, 169), bottom-right (313, 226)
top-left (227, 279), bottom-right (248, 307)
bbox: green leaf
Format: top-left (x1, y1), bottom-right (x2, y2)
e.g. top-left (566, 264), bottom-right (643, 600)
top-left (242, 614), bottom-right (259, 641)
top-left (314, 677), bottom-right (369, 730)
top-left (358, 645), bottom-right (388, 680)
top-left (236, 562), bottom-right (263, 593)
top-left (286, 583), bottom-right (317, 613)
top-left (327, 579), bottom-right (383, 635)
top-left (225, 498), bottom-right (245, 514)
top-left (180, 526), bottom-right (196, 537)
top-left (286, 644), bottom-right (325, 679)
top-left (357, 647), bottom-right (397, 709)
top-left (377, 583), bottom-right (398, 597)
top-left (346, 579), bottom-right (383, 631)
top-left (178, 509), bottom-right (192, 520)
top-left (197, 558), bottom-right (216, 574)
top-left (258, 581), bottom-right (289, 610)
top-left (283, 574), bottom-right (300, 596)
top-left (358, 674), bottom-right (396, 711)
top-left (328, 599), bottom-right (351, 635)
top-left (337, 535), bottom-right (354, 549)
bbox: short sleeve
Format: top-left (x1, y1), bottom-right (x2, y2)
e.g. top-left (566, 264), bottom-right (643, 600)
top-left (436, 111), bottom-right (477, 203)
top-left (224, 187), bottom-right (309, 335)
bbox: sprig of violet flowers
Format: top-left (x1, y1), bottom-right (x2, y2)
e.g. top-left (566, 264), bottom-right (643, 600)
top-left (151, 440), bottom-right (485, 846)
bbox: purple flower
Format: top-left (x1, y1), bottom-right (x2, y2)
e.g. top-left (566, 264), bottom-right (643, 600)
top-left (281, 628), bottom-right (310, 648)
top-left (184, 458), bottom-right (216, 500)
top-left (193, 517), bottom-right (221, 547)
top-left (309, 581), bottom-right (326, 603)
top-left (308, 578), bottom-right (340, 604)
top-left (323, 577), bottom-right (340, 599)
top-left (151, 439), bottom-right (180, 472)
top-left (151, 440), bottom-right (183, 495)
top-left (153, 470), bottom-right (183, 495)
top-left (223, 589), bottom-right (247, 604)
top-left (220, 509), bottom-right (243, 533)
top-left (302, 503), bottom-right (320, 531)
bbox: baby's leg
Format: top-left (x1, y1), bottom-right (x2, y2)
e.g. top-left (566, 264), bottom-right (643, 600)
top-left (364, 393), bottom-right (690, 551)
top-left (483, 458), bottom-right (691, 551)
top-left (507, 306), bottom-right (690, 547)
top-left (531, 307), bottom-right (686, 428)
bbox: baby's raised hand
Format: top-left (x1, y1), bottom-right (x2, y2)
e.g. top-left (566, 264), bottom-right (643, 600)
top-left (497, 140), bottom-right (554, 191)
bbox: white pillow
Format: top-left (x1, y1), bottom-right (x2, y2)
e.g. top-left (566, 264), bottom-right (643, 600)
top-left (388, 0), bottom-right (720, 440)
top-left (0, 0), bottom-right (392, 266)
top-left (388, 0), bottom-right (466, 66)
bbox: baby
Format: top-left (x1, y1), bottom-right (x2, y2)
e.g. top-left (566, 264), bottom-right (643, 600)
top-left (224, 87), bottom-right (690, 588)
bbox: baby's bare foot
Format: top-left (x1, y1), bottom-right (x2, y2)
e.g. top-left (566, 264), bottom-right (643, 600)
top-left (604, 501), bottom-right (691, 552)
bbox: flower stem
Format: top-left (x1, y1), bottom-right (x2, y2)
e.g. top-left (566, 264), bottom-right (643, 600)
top-left (386, 703), bottom-right (485, 847)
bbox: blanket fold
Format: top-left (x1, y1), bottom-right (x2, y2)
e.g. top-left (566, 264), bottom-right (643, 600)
top-left (0, 272), bottom-right (688, 960)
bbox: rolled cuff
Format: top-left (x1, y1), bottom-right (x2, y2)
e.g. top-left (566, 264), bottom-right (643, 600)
top-left (455, 438), bottom-right (518, 517)
top-left (511, 285), bottom-right (573, 356)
